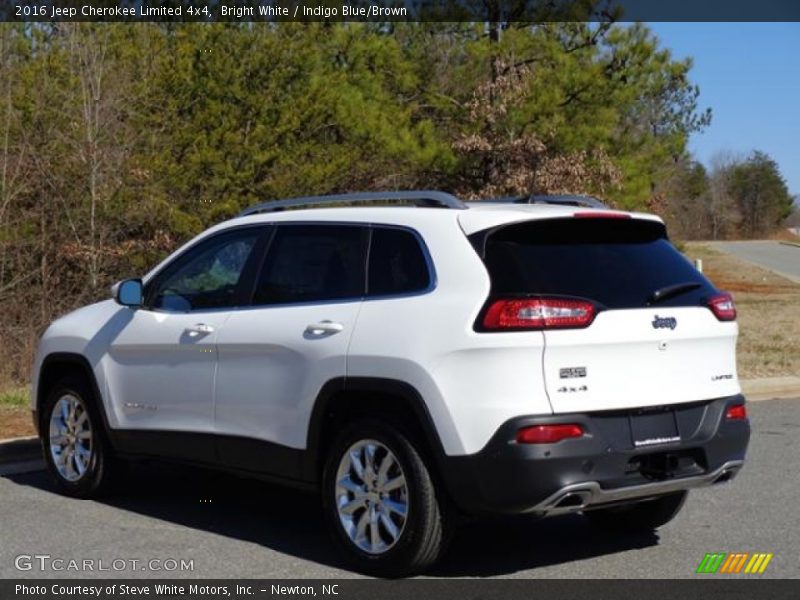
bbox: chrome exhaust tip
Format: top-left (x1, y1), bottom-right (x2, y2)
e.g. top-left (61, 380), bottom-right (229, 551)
top-left (712, 465), bottom-right (740, 484)
top-left (548, 489), bottom-right (593, 513)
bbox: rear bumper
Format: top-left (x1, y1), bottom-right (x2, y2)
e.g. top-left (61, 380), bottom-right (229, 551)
top-left (530, 459), bottom-right (742, 516)
top-left (441, 394), bottom-right (750, 516)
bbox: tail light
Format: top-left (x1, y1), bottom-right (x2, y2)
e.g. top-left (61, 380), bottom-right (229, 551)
top-left (482, 297), bottom-right (597, 330)
top-left (516, 424), bottom-right (585, 444)
top-left (708, 293), bottom-right (736, 321)
top-left (725, 404), bottom-right (747, 420)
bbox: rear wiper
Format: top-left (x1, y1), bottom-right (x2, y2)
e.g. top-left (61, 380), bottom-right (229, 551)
top-left (648, 282), bottom-right (702, 305)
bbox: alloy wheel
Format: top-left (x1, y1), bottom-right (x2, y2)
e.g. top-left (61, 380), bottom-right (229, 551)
top-left (334, 439), bottom-right (409, 554)
top-left (49, 394), bottom-right (94, 482)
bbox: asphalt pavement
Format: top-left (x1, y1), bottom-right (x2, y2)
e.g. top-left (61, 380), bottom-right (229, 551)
top-left (1, 398), bottom-right (798, 579)
top-left (714, 241), bottom-right (800, 283)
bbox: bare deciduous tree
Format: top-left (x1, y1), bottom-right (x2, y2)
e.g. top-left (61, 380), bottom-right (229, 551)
top-left (58, 24), bottom-right (136, 294)
top-left (454, 63), bottom-right (621, 200)
top-left (706, 152), bottom-right (741, 240)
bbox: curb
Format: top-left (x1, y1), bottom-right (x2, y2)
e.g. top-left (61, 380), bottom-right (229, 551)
top-left (0, 436), bottom-right (41, 464)
top-left (778, 241), bottom-right (800, 249)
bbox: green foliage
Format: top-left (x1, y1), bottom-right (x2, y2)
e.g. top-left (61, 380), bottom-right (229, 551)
top-left (137, 23), bottom-right (450, 229)
top-left (729, 151), bottom-right (793, 237)
top-left (393, 22), bottom-right (711, 206)
top-left (0, 387), bottom-right (28, 407)
top-left (656, 151), bottom-right (791, 241)
top-left (3, 23), bottom-right (711, 237)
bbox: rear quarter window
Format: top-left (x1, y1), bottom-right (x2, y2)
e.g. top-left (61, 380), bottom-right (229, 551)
top-left (473, 218), bottom-right (717, 309)
top-left (367, 227), bottom-right (431, 297)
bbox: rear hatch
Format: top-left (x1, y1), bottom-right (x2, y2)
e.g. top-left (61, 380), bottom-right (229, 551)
top-left (471, 215), bottom-right (740, 414)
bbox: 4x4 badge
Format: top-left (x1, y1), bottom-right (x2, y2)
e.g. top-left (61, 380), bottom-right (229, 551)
top-left (652, 315), bottom-right (677, 330)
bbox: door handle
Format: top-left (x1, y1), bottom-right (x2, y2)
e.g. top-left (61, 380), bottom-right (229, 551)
top-left (186, 323), bottom-right (215, 336)
top-left (305, 320), bottom-right (344, 336)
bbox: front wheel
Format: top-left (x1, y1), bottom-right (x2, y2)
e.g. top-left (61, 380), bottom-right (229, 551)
top-left (584, 491), bottom-right (688, 532)
top-left (321, 419), bottom-right (449, 577)
top-left (42, 377), bottom-right (116, 498)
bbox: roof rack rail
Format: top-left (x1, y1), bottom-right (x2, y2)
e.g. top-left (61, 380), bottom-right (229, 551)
top-left (238, 190), bottom-right (467, 217)
top-left (483, 194), bottom-right (607, 209)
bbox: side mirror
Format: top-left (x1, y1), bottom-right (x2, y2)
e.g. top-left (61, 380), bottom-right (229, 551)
top-left (113, 279), bottom-right (143, 308)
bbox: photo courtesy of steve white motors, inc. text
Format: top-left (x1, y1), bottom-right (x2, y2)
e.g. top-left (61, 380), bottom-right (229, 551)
top-left (14, 583), bottom-right (340, 597)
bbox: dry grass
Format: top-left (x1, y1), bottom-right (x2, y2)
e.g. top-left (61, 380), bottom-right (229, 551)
top-left (685, 242), bottom-right (800, 379)
top-left (769, 229), bottom-right (800, 242)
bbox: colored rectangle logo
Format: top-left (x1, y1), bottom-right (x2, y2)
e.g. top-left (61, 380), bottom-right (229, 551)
top-left (697, 552), bottom-right (773, 574)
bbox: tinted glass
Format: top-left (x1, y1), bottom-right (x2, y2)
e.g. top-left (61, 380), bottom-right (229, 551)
top-left (253, 225), bottom-right (366, 305)
top-left (478, 218), bottom-right (716, 309)
top-left (368, 228), bottom-right (430, 296)
top-left (149, 230), bottom-right (259, 311)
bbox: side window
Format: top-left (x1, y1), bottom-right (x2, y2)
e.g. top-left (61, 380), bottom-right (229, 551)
top-left (253, 225), bottom-right (366, 305)
top-left (367, 227), bottom-right (431, 296)
top-left (148, 229), bottom-right (260, 312)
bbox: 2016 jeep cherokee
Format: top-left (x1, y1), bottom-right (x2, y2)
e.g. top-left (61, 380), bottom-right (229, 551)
top-left (31, 191), bottom-right (750, 576)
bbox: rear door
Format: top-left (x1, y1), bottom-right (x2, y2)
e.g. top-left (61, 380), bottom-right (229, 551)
top-left (478, 216), bottom-right (740, 414)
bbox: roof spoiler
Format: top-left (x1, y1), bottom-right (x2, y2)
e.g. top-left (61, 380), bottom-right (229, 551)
top-left (482, 194), bottom-right (607, 209)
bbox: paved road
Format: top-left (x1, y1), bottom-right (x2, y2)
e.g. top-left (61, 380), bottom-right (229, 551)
top-left (1, 399), bottom-right (798, 579)
top-left (714, 241), bottom-right (800, 283)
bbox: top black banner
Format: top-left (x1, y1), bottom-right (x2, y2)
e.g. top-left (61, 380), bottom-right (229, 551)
top-left (4, 0), bottom-right (800, 23)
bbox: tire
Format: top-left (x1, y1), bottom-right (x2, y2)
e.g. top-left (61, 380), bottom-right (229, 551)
top-left (321, 419), bottom-right (449, 577)
top-left (584, 491), bottom-right (688, 532)
top-left (41, 376), bottom-right (118, 498)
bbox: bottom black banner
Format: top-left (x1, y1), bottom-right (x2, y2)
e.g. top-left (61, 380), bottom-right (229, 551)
top-left (2, 579), bottom-right (798, 600)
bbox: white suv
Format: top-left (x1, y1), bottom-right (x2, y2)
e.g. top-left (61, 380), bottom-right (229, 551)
top-left (31, 191), bottom-right (750, 576)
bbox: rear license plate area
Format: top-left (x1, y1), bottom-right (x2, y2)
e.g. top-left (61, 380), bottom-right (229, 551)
top-left (630, 410), bottom-right (680, 448)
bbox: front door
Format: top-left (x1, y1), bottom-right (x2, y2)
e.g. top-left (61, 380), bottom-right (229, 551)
top-left (106, 226), bottom-right (266, 449)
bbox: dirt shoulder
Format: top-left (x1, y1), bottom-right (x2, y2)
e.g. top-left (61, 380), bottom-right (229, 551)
top-left (685, 242), bottom-right (800, 379)
top-left (0, 405), bottom-right (34, 440)
top-left (0, 387), bottom-right (33, 440)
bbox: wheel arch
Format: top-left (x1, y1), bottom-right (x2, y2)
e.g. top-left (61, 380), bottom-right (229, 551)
top-left (305, 377), bottom-right (448, 484)
top-left (36, 353), bottom-right (114, 440)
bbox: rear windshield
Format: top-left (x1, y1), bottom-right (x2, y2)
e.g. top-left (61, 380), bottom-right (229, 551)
top-left (473, 218), bottom-right (717, 309)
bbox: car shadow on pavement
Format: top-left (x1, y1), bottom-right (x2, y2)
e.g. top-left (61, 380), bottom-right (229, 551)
top-left (432, 515), bottom-right (658, 577)
top-left (5, 461), bottom-right (658, 577)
